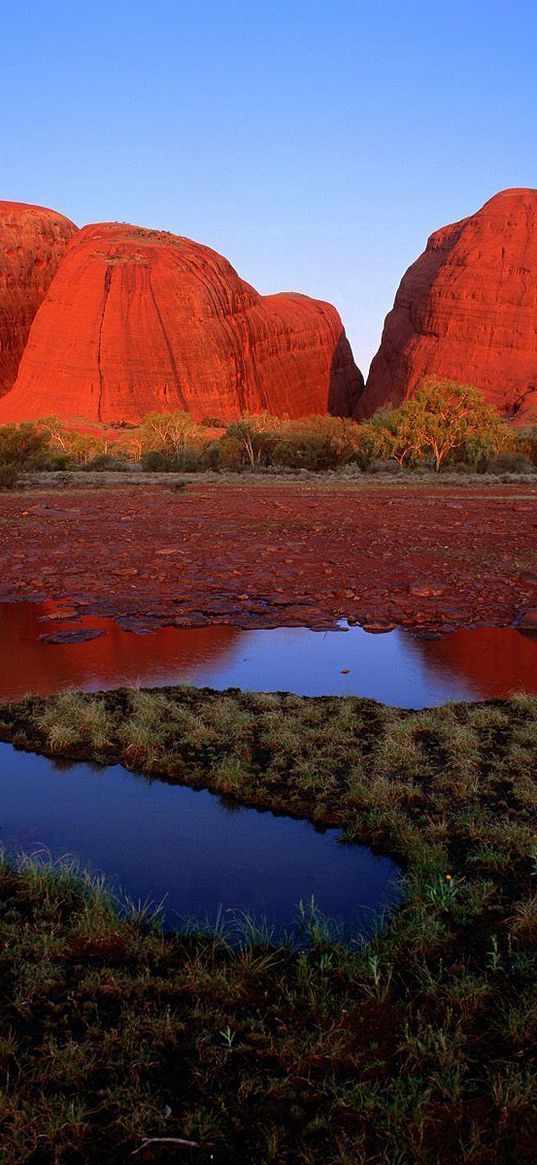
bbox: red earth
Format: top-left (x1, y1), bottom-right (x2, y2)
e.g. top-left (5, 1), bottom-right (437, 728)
top-left (1, 481), bottom-right (535, 641)
top-left (360, 188), bottom-right (537, 425)
top-left (0, 221), bottom-right (363, 426)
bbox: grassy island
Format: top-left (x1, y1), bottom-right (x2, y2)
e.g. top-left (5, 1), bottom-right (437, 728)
top-left (0, 686), bottom-right (536, 1163)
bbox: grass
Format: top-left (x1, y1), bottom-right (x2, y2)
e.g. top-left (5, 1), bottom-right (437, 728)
top-left (19, 465), bottom-right (537, 492)
top-left (0, 685), bottom-right (536, 1162)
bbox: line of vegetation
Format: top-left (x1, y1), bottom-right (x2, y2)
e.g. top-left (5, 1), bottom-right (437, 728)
top-left (0, 685), bottom-right (536, 1162)
top-left (0, 380), bottom-right (536, 488)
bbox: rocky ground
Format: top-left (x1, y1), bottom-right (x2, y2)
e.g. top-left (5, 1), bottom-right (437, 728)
top-left (1, 476), bottom-right (536, 635)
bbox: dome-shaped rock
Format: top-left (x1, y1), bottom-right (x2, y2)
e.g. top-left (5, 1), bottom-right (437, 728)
top-left (0, 222), bottom-right (363, 424)
top-left (0, 201), bottom-right (77, 397)
top-left (359, 188), bottom-right (537, 425)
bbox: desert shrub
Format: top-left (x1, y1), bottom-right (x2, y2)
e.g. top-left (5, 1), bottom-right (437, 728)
top-left (444, 460), bottom-right (476, 475)
top-left (394, 380), bottom-right (513, 471)
top-left (368, 457), bottom-right (402, 474)
top-left (271, 415), bottom-right (361, 471)
top-left (0, 463), bottom-right (19, 489)
top-left (524, 427), bottom-right (537, 466)
top-left (141, 449), bottom-right (174, 472)
top-left (42, 451), bottom-right (75, 471)
top-left (139, 411), bottom-right (207, 455)
top-left (36, 416), bottom-right (105, 466)
top-left (141, 446), bottom-right (206, 472)
top-left (173, 447), bottom-right (206, 471)
top-left (450, 433), bottom-right (497, 472)
top-left (361, 383), bottom-right (514, 472)
top-left (205, 436), bottom-right (243, 470)
top-left (0, 422), bottom-right (50, 469)
top-left (353, 408), bottom-right (400, 468)
top-left (273, 432), bottom-right (336, 470)
top-left (81, 453), bottom-right (131, 472)
top-left (486, 450), bottom-right (535, 475)
top-left (336, 462), bottom-right (365, 478)
top-left (223, 414), bottom-right (281, 466)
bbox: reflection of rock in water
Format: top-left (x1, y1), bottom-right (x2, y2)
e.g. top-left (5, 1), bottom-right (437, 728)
top-left (411, 628), bottom-right (537, 700)
top-left (3, 604), bottom-right (537, 706)
top-left (0, 601), bottom-right (240, 702)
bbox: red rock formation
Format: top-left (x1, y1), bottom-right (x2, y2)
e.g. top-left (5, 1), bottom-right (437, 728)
top-left (360, 188), bottom-right (537, 425)
top-left (0, 201), bottom-right (77, 398)
top-left (0, 222), bottom-right (362, 424)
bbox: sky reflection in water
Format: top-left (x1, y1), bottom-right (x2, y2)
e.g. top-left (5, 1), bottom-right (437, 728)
top-left (0, 743), bottom-right (401, 940)
top-left (0, 602), bottom-right (536, 707)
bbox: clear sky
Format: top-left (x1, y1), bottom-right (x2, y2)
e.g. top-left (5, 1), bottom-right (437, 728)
top-left (2, 0), bottom-right (536, 374)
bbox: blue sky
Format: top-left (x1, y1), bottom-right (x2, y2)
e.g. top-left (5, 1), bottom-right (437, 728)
top-left (3, 0), bottom-right (536, 373)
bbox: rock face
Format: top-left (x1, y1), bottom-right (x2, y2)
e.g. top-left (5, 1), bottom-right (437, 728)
top-left (360, 188), bottom-right (537, 425)
top-left (0, 201), bottom-right (77, 398)
top-left (0, 222), bottom-right (363, 424)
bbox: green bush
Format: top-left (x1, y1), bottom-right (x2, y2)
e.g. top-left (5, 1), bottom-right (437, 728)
top-left (205, 436), bottom-right (243, 470)
top-left (486, 451), bottom-right (535, 475)
top-left (352, 408), bottom-right (400, 468)
top-left (368, 457), bottom-right (402, 474)
top-left (525, 427), bottom-right (537, 466)
top-left (272, 432), bottom-right (336, 470)
top-left (141, 447), bottom-right (205, 472)
top-left (173, 447), bottom-right (206, 471)
top-left (140, 449), bottom-right (175, 472)
top-left (0, 422), bottom-right (50, 469)
top-left (271, 416), bottom-right (362, 471)
top-left (0, 463), bottom-right (19, 489)
top-left (42, 451), bottom-right (75, 471)
top-left (224, 416), bottom-right (280, 466)
top-left (81, 453), bottom-right (131, 472)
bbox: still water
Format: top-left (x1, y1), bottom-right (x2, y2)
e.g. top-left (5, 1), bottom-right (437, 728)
top-left (0, 601), bottom-right (536, 707)
top-left (0, 742), bottom-right (401, 940)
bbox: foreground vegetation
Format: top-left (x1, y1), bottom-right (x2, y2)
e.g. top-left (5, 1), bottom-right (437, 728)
top-left (0, 381), bottom-right (536, 487)
top-left (0, 686), bottom-right (536, 1162)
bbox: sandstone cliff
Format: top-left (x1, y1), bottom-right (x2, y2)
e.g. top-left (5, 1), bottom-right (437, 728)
top-left (0, 222), bottom-right (362, 424)
top-left (0, 201), bottom-right (77, 398)
top-left (360, 188), bottom-right (537, 425)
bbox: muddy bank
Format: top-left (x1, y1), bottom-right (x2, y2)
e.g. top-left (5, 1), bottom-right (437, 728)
top-left (1, 480), bottom-right (536, 633)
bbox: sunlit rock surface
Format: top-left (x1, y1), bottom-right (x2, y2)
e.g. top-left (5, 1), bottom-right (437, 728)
top-left (0, 222), bottom-right (363, 424)
top-left (0, 201), bottom-right (77, 398)
top-left (360, 188), bottom-right (537, 425)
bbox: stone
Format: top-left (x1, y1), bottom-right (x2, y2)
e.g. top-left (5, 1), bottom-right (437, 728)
top-left (0, 201), bottom-right (77, 397)
top-left (359, 188), bottom-right (537, 425)
top-left (0, 221), bottom-right (363, 425)
top-left (409, 580), bottom-right (447, 598)
top-left (515, 608), bottom-right (537, 633)
top-left (38, 628), bottom-right (107, 644)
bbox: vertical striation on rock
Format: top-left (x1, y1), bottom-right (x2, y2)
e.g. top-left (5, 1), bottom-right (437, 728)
top-left (0, 202), bottom-right (78, 397)
top-left (359, 188), bottom-right (537, 425)
top-left (0, 222), bottom-right (363, 424)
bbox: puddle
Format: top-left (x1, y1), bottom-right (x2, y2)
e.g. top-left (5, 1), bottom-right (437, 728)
top-left (0, 743), bottom-right (400, 940)
top-left (1, 601), bottom-right (536, 707)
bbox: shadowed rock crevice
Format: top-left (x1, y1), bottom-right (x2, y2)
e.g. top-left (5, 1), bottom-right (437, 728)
top-left (96, 265), bottom-right (113, 422)
top-left (328, 330), bottom-right (365, 416)
top-left (146, 268), bottom-right (187, 412)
